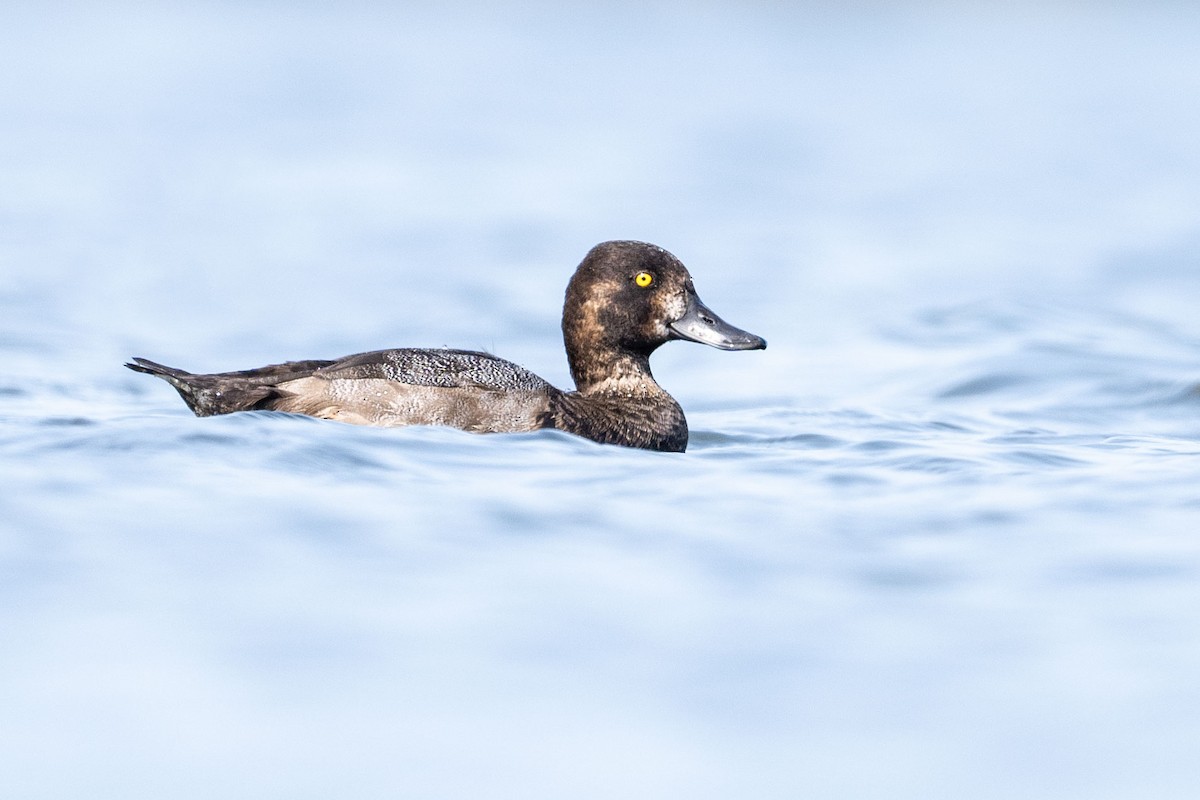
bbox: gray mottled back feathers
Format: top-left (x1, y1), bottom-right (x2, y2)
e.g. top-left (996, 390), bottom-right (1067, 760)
top-left (316, 348), bottom-right (550, 391)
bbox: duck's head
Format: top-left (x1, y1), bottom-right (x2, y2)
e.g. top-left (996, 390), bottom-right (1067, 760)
top-left (562, 240), bottom-right (766, 389)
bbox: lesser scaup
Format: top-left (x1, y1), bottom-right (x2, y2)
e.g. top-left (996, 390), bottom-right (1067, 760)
top-left (126, 240), bottom-right (766, 451)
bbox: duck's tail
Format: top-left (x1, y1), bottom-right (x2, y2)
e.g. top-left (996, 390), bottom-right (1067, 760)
top-left (125, 357), bottom-right (188, 380)
top-left (125, 357), bottom-right (279, 416)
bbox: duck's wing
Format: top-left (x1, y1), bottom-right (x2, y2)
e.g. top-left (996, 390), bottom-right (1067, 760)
top-left (264, 348), bottom-right (556, 430)
top-left (312, 348), bottom-right (553, 392)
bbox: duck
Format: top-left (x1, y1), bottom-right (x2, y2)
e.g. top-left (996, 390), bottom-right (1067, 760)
top-left (126, 240), bottom-right (766, 452)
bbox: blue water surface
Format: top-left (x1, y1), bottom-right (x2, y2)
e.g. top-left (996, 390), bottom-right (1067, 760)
top-left (3, 3), bottom-right (1200, 798)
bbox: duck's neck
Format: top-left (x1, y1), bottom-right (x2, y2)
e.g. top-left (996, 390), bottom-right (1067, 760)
top-left (569, 351), bottom-right (666, 397)
top-left (563, 310), bottom-right (666, 396)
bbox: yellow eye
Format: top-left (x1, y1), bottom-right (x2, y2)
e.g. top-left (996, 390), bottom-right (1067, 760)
top-left (634, 271), bottom-right (654, 288)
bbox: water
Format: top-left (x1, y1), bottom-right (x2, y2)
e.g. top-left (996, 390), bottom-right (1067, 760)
top-left (3, 3), bottom-right (1200, 798)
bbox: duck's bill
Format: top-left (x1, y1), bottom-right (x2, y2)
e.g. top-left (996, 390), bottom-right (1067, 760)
top-left (668, 294), bottom-right (767, 351)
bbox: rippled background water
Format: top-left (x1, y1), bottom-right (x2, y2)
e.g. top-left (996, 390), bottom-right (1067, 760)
top-left (4, 3), bottom-right (1200, 798)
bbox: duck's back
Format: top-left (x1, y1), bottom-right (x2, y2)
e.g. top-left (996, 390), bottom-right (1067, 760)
top-left (271, 348), bottom-right (556, 431)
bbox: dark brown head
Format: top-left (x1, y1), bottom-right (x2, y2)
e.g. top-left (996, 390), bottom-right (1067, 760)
top-left (561, 240), bottom-right (766, 392)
